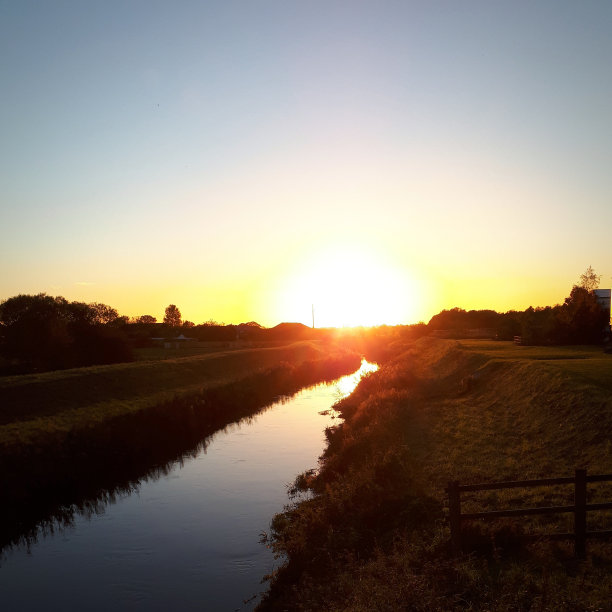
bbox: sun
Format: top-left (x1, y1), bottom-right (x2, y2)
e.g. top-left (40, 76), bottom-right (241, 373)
top-left (276, 245), bottom-right (420, 327)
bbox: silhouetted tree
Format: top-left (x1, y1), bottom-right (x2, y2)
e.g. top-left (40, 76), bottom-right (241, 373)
top-left (88, 302), bottom-right (119, 324)
top-left (579, 265), bottom-right (601, 292)
top-left (163, 304), bottom-right (182, 327)
top-left (0, 294), bottom-right (72, 368)
top-left (136, 315), bottom-right (157, 324)
top-left (518, 305), bottom-right (562, 345)
top-left (558, 286), bottom-right (608, 344)
top-left (496, 310), bottom-right (521, 340)
top-left (71, 324), bottom-right (134, 366)
top-left (0, 293), bottom-right (133, 372)
top-left (63, 301), bottom-right (118, 325)
top-left (193, 323), bottom-right (236, 341)
top-left (428, 308), bottom-right (501, 332)
top-left (202, 318), bottom-right (223, 326)
top-left (431, 279), bottom-right (608, 346)
top-left (499, 282), bottom-right (607, 346)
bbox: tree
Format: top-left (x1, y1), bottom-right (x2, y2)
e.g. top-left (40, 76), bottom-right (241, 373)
top-left (65, 301), bottom-right (118, 325)
top-left (0, 294), bottom-right (72, 368)
top-left (0, 293), bottom-right (132, 370)
top-left (559, 285), bottom-right (608, 343)
top-left (163, 304), bottom-right (182, 327)
top-left (110, 315), bottom-right (129, 327)
top-left (578, 265), bottom-right (601, 292)
top-left (136, 315), bottom-right (157, 324)
top-left (88, 302), bottom-right (119, 325)
top-left (202, 318), bottom-right (222, 326)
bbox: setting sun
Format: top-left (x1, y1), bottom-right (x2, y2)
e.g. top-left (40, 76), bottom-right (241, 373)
top-left (275, 245), bottom-right (421, 327)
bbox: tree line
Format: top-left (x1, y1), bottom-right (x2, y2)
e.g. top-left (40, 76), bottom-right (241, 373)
top-left (428, 267), bottom-right (610, 345)
top-left (0, 294), bottom-right (133, 373)
top-left (0, 295), bottom-right (294, 373)
top-left (0, 296), bottom-right (212, 373)
top-left (1, 268), bottom-right (608, 374)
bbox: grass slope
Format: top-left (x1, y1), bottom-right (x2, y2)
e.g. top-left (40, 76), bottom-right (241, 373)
top-left (260, 338), bottom-right (612, 611)
top-left (0, 341), bottom-right (325, 448)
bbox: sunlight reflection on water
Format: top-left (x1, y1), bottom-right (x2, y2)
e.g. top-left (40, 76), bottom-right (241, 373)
top-left (334, 359), bottom-right (378, 397)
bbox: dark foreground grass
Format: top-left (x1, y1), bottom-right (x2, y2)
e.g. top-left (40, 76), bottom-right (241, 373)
top-left (0, 343), bottom-right (360, 551)
top-left (259, 338), bottom-right (612, 611)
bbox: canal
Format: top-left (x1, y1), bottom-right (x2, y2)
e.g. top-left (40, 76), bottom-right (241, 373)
top-left (0, 360), bottom-right (377, 611)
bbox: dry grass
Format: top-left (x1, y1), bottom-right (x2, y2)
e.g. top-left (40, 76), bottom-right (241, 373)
top-left (260, 338), bottom-right (612, 611)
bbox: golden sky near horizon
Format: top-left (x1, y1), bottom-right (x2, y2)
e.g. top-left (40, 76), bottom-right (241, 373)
top-left (2, 2), bottom-right (611, 327)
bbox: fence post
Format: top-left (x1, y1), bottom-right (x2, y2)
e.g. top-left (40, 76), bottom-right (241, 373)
top-left (574, 468), bottom-right (587, 558)
top-left (448, 480), bottom-right (462, 556)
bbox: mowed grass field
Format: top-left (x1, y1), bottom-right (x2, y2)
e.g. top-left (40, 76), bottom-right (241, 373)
top-left (425, 339), bottom-right (612, 480)
top-left (0, 341), bottom-right (333, 449)
top-left (260, 338), bottom-right (612, 611)
top-left (458, 339), bottom-right (612, 390)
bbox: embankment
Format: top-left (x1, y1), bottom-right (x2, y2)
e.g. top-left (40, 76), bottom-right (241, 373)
top-left (259, 338), bottom-right (612, 611)
top-left (0, 342), bottom-right (361, 551)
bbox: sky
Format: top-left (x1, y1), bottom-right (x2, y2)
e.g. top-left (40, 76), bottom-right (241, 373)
top-left (2, 1), bottom-right (611, 327)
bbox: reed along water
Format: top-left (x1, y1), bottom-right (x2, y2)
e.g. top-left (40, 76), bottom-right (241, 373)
top-left (0, 360), bottom-right (377, 611)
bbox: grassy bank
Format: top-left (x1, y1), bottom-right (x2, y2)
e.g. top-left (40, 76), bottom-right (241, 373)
top-left (0, 342), bottom-right (360, 551)
top-left (260, 338), bottom-right (612, 611)
top-left (0, 341), bottom-right (330, 447)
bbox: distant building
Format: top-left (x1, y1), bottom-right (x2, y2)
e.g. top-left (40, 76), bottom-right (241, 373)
top-left (151, 333), bottom-right (195, 349)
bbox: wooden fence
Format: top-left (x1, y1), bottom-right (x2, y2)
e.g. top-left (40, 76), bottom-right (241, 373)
top-left (448, 469), bottom-right (612, 557)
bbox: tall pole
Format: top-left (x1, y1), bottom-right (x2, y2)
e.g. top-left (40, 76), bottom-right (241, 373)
top-left (312, 304), bottom-right (315, 329)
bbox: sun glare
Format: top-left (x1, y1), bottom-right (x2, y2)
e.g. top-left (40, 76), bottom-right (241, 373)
top-left (277, 245), bottom-right (420, 328)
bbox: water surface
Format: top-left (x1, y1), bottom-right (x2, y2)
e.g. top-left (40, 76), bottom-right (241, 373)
top-left (0, 360), bottom-right (376, 611)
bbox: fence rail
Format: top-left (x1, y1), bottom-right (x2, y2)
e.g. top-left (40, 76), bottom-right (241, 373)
top-left (447, 469), bottom-right (612, 557)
